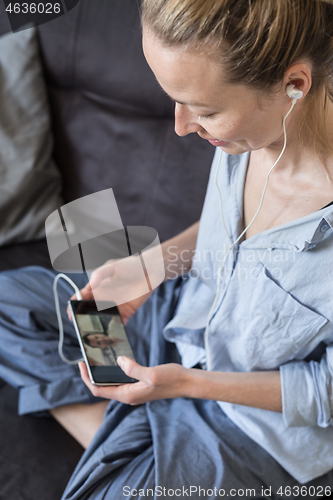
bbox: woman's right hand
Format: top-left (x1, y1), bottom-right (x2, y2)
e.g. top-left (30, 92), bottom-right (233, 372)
top-left (66, 222), bottom-right (200, 324)
top-left (67, 257), bottom-right (153, 325)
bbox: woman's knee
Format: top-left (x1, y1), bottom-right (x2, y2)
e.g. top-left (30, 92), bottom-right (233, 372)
top-left (0, 267), bottom-right (56, 313)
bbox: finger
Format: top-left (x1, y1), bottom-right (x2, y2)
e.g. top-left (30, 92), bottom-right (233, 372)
top-left (78, 362), bottom-right (105, 394)
top-left (78, 362), bottom-right (91, 387)
top-left (79, 284), bottom-right (94, 300)
top-left (67, 293), bottom-right (79, 320)
top-left (117, 357), bottom-right (148, 382)
top-left (68, 292), bottom-right (82, 320)
top-left (78, 362), bottom-right (124, 400)
top-left (67, 305), bottom-right (73, 321)
top-left (89, 263), bottom-right (115, 288)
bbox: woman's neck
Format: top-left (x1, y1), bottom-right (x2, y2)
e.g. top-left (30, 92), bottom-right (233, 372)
top-left (259, 97), bottom-right (333, 182)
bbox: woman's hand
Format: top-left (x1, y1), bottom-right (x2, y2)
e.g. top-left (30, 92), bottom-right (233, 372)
top-left (67, 222), bottom-right (201, 323)
top-left (67, 258), bottom-right (152, 324)
top-left (79, 357), bottom-right (283, 412)
top-left (78, 357), bottom-right (190, 405)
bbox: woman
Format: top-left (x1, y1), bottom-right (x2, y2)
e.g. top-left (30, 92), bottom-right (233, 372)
top-left (0, 0), bottom-right (333, 498)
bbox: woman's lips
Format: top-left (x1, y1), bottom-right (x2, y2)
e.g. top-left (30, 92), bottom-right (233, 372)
top-left (208, 139), bottom-right (229, 147)
top-left (197, 133), bottom-right (230, 147)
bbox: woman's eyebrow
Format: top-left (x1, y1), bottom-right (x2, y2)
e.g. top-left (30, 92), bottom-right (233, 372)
top-left (154, 76), bottom-right (211, 107)
top-left (167, 93), bottom-right (211, 108)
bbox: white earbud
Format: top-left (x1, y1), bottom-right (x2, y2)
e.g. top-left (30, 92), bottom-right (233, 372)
top-left (286, 84), bottom-right (303, 100)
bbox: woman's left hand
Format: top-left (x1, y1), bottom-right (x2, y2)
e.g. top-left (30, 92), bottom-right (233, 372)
top-left (78, 357), bottom-right (191, 405)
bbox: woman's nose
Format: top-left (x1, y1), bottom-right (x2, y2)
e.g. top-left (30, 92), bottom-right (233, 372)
top-left (174, 103), bottom-right (203, 137)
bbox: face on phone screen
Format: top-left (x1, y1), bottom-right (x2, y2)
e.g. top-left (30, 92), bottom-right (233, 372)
top-left (70, 300), bottom-right (137, 385)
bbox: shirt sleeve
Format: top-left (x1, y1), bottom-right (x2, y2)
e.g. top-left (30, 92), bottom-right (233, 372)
top-left (280, 345), bottom-right (333, 427)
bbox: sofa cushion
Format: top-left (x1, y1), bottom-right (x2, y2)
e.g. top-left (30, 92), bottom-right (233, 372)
top-left (0, 27), bottom-right (63, 246)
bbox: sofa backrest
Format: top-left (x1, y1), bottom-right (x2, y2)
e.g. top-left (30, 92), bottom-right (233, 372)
top-left (0, 0), bottom-right (215, 242)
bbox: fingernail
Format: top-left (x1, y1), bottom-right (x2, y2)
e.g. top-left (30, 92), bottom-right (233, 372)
top-left (117, 356), bottom-right (124, 365)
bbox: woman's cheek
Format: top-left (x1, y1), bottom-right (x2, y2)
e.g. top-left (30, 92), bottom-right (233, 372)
top-left (214, 115), bottom-right (247, 141)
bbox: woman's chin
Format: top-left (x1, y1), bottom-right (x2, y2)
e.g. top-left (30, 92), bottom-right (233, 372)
top-left (218, 142), bottom-right (249, 155)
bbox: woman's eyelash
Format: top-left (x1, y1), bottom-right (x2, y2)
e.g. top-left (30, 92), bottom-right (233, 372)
top-left (197, 113), bottom-right (214, 119)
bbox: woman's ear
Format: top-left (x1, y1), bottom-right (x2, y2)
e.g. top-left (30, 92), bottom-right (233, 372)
top-left (284, 62), bottom-right (312, 100)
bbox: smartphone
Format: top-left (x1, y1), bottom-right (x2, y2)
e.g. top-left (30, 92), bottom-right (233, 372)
top-left (69, 300), bottom-right (138, 386)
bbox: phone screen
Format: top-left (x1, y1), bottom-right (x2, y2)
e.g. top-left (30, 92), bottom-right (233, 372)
top-left (70, 300), bottom-right (137, 385)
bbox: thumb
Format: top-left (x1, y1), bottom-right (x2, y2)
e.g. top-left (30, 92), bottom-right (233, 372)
top-left (117, 356), bottom-right (147, 381)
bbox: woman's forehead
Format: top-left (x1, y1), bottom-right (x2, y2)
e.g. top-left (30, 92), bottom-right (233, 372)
top-left (143, 31), bottom-right (255, 108)
top-left (143, 33), bottom-right (226, 102)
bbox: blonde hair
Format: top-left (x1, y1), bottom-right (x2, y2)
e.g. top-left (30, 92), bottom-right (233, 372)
top-left (142, 0), bottom-right (333, 155)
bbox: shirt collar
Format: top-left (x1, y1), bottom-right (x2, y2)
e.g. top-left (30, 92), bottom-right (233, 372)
top-left (302, 212), bottom-right (333, 251)
top-left (240, 211), bottom-right (333, 251)
top-left (226, 152), bottom-right (333, 252)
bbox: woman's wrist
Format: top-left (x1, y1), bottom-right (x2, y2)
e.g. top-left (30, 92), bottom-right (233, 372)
top-left (179, 366), bottom-right (208, 399)
top-left (179, 367), bottom-right (282, 413)
top-left (162, 243), bottom-right (191, 280)
top-left (161, 221), bottom-right (200, 281)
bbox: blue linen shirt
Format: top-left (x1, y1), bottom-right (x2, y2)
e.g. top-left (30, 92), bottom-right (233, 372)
top-left (164, 149), bottom-right (333, 484)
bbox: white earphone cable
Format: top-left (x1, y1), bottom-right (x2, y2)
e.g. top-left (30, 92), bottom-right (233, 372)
top-left (53, 273), bottom-right (84, 365)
